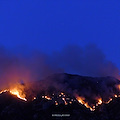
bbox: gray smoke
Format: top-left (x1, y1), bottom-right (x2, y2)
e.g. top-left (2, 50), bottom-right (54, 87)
top-left (50, 44), bottom-right (120, 79)
top-left (0, 44), bottom-right (120, 106)
top-left (0, 44), bottom-right (119, 88)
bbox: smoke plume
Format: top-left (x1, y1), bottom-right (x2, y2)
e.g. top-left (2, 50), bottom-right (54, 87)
top-left (0, 44), bottom-right (120, 107)
top-left (50, 44), bottom-right (120, 79)
top-left (0, 44), bottom-right (119, 89)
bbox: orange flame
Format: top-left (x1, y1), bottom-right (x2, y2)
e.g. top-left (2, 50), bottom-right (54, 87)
top-left (0, 88), bottom-right (27, 101)
top-left (55, 101), bottom-right (58, 105)
top-left (76, 96), bottom-right (95, 111)
top-left (114, 95), bottom-right (118, 98)
top-left (44, 96), bottom-right (52, 100)
top-left (76, 96), bottom-right (85, 105)
top-left (62, 97), bottom-right (68, 105)
top-left (1, 88), bottom-right (120, 111)
top-left (98, 98), bottom-right (102, 105)
top-left (105, 98), bottom-right (112, 104)
top-left (33, 97), bottom-right (36, 100)
top-left (0, 89), bottom-right (9, 94)
top-left (10, 88), bottom-right (27, 101)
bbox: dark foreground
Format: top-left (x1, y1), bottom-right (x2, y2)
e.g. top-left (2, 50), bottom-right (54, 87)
top-left (0, 92), bottom-right (120, 120)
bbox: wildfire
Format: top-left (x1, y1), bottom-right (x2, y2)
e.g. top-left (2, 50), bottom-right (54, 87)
top-left (10, 89), bottom-right (27, 101)
top-left (62, 97), bottom-right (68, 105)
top-left (76, 96), bottom-right (85, 105)
top-left (114, 95), bottom-right (118, 98)
top-left (0, 89), bottom-right (9, 94)
top-left (69, 101), bottom-right (72, 104)
top-left (33, 97), bottom-right (36, 100)
top-left (105, 98), bottom-right (112, 104)
top-left (55, 101), bottom-right (58, 105)
top-left (76, 96), bottom-right (95, 111)
top-left (1, 88), bottom-right (120, 112)
top-left (42, 95), bottom-right (52, 100)
top-left (98, 98), bottom-right (102, 105)
top-left (76, 94), bottom-right (120, 111)
top-left (76, 96), bottom-right (105, 111)
top-left (0, 88), bottom-right (27, 101)
top-left (44, 96), bottom-right (52, 100)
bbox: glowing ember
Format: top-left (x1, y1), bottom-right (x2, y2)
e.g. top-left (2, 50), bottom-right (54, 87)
top-left (59, 94), bottom-right (61, 97)
top-left (96, 103), bottom-right (98, 106)
top-left (0, 89), bottom-right (9, 94)
top-left (114, 95), bottom-right (118, 98)
top-left (1, 89), bottom-right (120, 111)
top-left (69, 101), bottom-right (72, 104)
top-left (106, 98), bottom-right (112, 104)
top-left (44, 96), bottom-right (52, 100)
top-left (76, 96), bottom-right (85, 105)
top-left (33, 97), bottom-right (36, 100)
top-left (93, 106), bottom-right (95, 109)
top-left (42, 96), bottom-right (44, 98)
top-left (98, 98), bottom-right (102, 105)
top-left (55, 101), bottom-right (58, 105)
top-left (62, 97), bottom-right (68, 105)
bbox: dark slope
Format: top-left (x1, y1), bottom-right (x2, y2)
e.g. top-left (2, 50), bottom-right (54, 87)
top-left (0, 73), bottom-right (120, 120)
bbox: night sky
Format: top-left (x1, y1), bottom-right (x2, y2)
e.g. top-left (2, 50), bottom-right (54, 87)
top-left (0, 1), bottom-right (120, 69)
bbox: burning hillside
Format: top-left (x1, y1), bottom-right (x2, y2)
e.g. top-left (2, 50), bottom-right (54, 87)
top-left (0, 73), bottom-right (120, 120)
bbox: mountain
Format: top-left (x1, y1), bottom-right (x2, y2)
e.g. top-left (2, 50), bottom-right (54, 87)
top-left (0, 73), bottom-right (120, 120)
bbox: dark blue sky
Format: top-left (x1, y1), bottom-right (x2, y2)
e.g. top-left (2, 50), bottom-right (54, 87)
top-left (0, 1), bottom-right (120, 68)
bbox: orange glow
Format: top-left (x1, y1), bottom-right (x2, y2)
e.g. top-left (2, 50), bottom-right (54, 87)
top-left (98, 98), bottom-right (102, 105)
top-left (69, 101), bottom-right (72, 104)
top-left (10, 88), bottom-right (27, 101)
top-left (114, 95), bottom-right (118, 98)
top-left (96, 103), bottom-right (98, 106)
top-left (62, 97), bottom-right (68, 105)
top-left (76, 96), bottom-right (95, 111)
top-left (55, 101), bottom-right (58, 105)
top-left (0, 89), bottom-right (9, 94)
top-left (42, 96), bottom-right (44, 98)
top-left (106, 98), bottom-right (112, 104)
top-left (93, 106), bottom-right (95, 109)
top-left (0, 88), bottom-right (27, 101)
top-left (1, 88), bottom-right (120, 111)
top-left (44, 96), bottom-right (52, 100)
top-left (59, 94), bottom-right (61, 97)
top-left (33, 97), bottom-right (36, 100)
top-left (117, 84), bottom-right (120, 90)
top-left (76, 96), bottom-right (85, 105)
